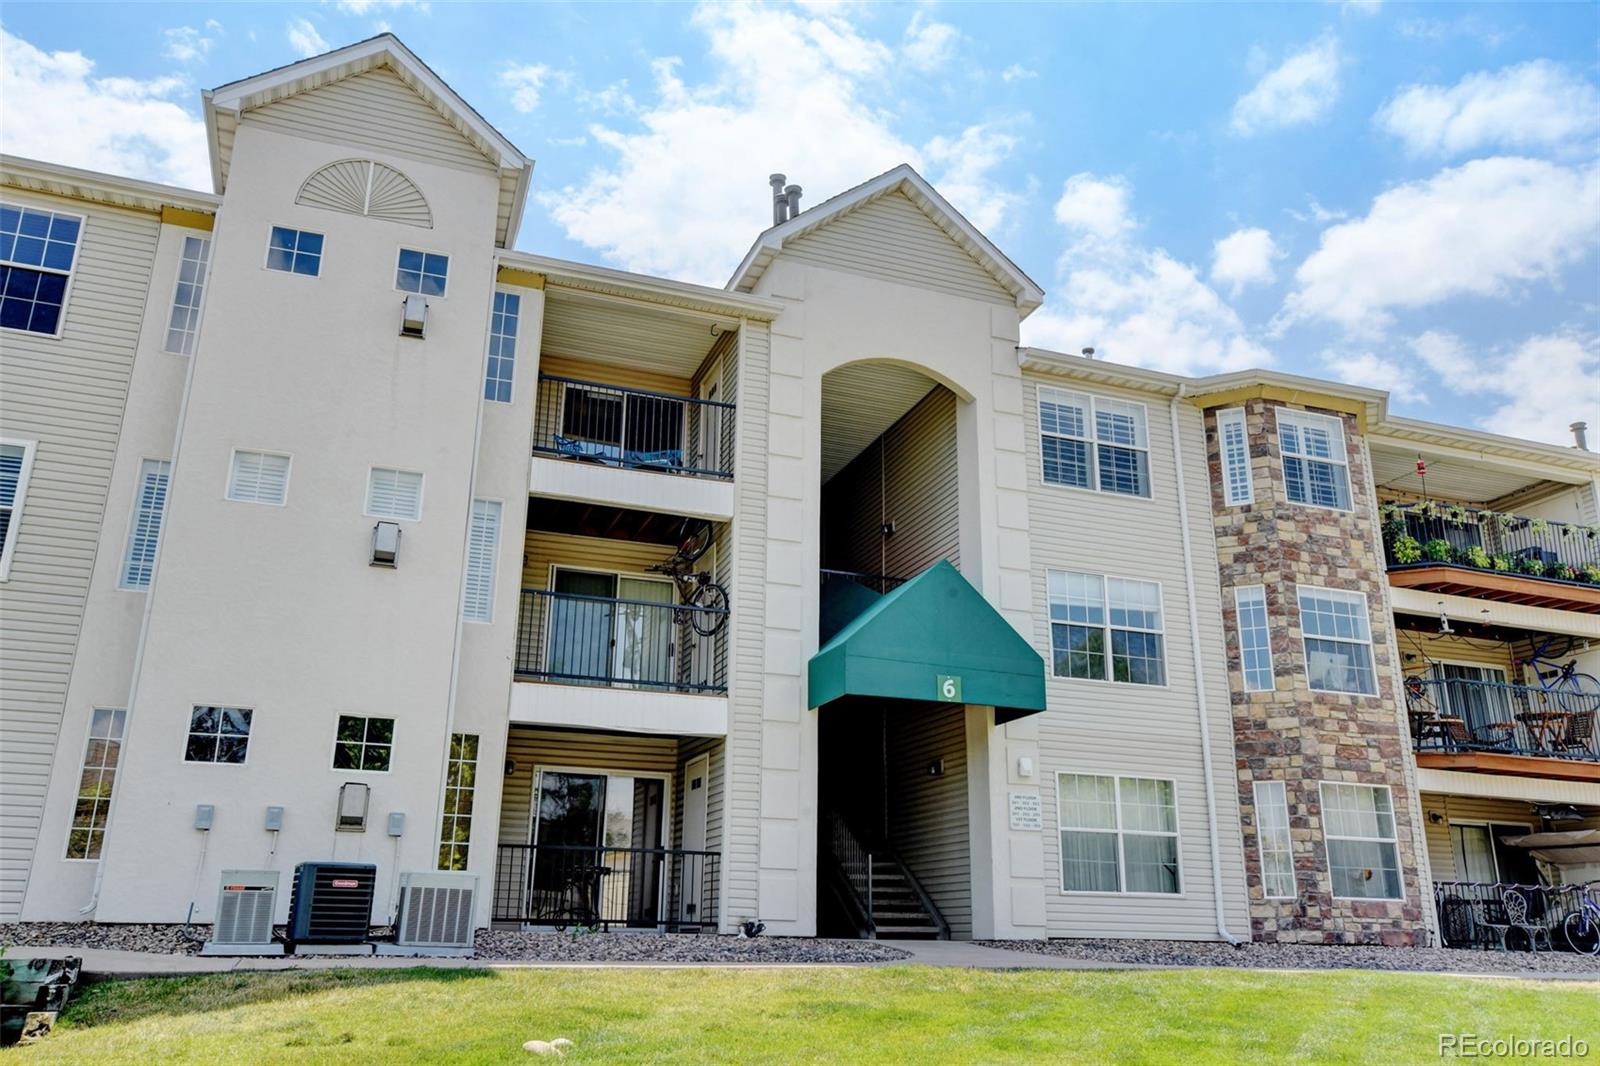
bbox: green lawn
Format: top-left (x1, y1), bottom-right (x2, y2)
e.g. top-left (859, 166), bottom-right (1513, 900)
top-left (13, 966), bottom-right (1598, 1064)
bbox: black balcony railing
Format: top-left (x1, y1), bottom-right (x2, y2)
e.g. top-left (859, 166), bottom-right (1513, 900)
top-left (1381, 502), bottom-right (1600, 584)
top-left (1406, 676), bottom-right (1599, 762)
top-left (493, 844), bottom-right (720, 931)
top-left (515, 589), bottom-right (726, 694)
top-left (533, 374), bottom-right (735, 480)
top-left (1433, 881), bottom-right (1597, 951)
top-left (819, 569), bottom-right (909, 595)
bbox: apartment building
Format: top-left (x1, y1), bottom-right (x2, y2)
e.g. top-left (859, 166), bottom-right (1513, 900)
top-left (2, 35), bottom-right (1594, 944)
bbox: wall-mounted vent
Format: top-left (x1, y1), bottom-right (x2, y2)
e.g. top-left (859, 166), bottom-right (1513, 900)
top-left (208, 870), bottom-right (278, 948)
top-left (396, 871), bottom-right (477, 948)
top-left (297, 159), bottom-right (432, 229)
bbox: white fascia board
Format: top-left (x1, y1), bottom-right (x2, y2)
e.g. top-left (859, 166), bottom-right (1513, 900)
top-left (0, 155), bottom-right (221, 215)
top-left (1374, 416), bottom-right (1600, 478)
top-left (504, 252), bottom-right (784, 321)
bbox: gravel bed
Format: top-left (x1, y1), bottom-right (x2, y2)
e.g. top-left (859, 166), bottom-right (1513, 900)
top-left (980, 938), bottom-right (1600, 976)
top-left (4, 923), bottom-right (908, 964)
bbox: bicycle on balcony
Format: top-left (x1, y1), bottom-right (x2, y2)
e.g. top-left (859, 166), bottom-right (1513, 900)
top-left (648, 518), bottom-right (729, 637)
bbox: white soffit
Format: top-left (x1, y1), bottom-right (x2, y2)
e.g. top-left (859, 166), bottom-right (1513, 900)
top-left (820, 362), bottom-right (942, 483)
top-left (541, 288), bottom-right (724, 380)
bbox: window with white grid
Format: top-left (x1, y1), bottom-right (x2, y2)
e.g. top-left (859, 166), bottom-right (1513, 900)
top-left (366, 467), bottom-right (423, 520)
top-left (119, 459), bottom-right (171, 589)
top-left (66, 708), bottom-right (125, 859)
top-left (1038, 386), bottom-right (1151, 497)
top-left (462, 499), bottom-right (501, 623)
top-left (1253, 781), bottom-right (1295, 898)
top-left (1277, 408), bottom-right (1351, 510)
top-left (226, 450), bottom-right (290, 506)
top-left (163, 235), bottom-right (210, 355)
top-left (483, 291), bottom-right (520, 403)
top-left (438, 733), bottom-right (479, 871)
top-left (1217, 407), bottom-right (1253, 506)
top-left (1297, 585), bottom-right (1376, 695)
top-left (1048, 570), bottom-right (1166, 685)
top-left (1058, 773), bottom-right (1180, 894)
top-left (1320, 782), bottom-right (1402, 900)
top-left (1233, 585), bottom-right (1274, 692)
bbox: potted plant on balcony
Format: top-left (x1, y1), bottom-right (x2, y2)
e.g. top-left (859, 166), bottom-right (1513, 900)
top-left (1515, 556), bottom-right (1547, 577)
top-left (1457, 545), bottom-right (1491, 570)
top-left (1582, 564), bottom-right (1600, 585)
top-left (1391, 535), bottom-right (1422, 564)
top-left (1422, 539), bottom-right (1453, 563)
top-left (1491, 554), bottom-right (1513, 573)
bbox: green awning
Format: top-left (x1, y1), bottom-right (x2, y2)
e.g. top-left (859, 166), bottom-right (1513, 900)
top-left (809, 561), bottom-right (1046, 723)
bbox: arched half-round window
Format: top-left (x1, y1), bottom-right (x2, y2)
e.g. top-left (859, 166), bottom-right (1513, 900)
top-left (295, 159), bottom-right (432, 229)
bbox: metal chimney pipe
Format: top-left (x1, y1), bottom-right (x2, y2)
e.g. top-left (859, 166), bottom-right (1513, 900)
top-left (785, 184), bottom-right (802, 219)
top-left (1572, 421), bottom-right (1590, 451)
top-left (769, 174), bottom-right (788, 225)
top-left (1081, 347), bottom-right (1096, 360)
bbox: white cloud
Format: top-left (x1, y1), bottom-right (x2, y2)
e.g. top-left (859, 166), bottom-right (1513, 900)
top-left (1475, 332), bottom-right (1600, 443)
top-left (1321, 349), bottom-right (1426, 403)
top-left (1376, 60), bottom-right (1600, 157)
top-left (287, 18), bottom-right (329, 58)
top-left (1282, 156), bottom-right (1600, 333)
top-left (1210, 227), bottom-right (1281, 293)
top-left (501, 64), bottom-right (564, 113)
top-left (335, 0), bottom-right (429, 14)
top-left (1023, 173), bottom-right (1271, 375)
top-left (1285, 196), bottom-right (1347, 224)
top-left (540, 3), bottom-right (1024, 283)
top-left (1409, 330), bottom-right (1478, 382)
top-left (163, 24), bottom-right (217, 63)
top-left (1338, 0), bottom-right (1382, 15)
top-left (902, 12), bottom-right (959, 71)
top-left (1000, 64), bottom-right (1037, 83)
top-left (0, 29), bottom-right (208, 188)
top-left (1231, 35), bottom-right (1341, 136)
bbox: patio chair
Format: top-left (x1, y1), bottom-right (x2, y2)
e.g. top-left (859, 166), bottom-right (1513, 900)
top-left (1556, 710), bottom-right (1595, 756)
top-left (1471, 896), bottom-right (1515, 951)
top-left (1500, 890), bottom-right (1553, 952)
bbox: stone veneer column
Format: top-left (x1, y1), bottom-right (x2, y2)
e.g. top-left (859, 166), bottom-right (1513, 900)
top-left (1205, 398), bottom-right (1426, 945)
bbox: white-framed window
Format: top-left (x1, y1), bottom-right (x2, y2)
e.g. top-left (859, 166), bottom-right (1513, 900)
top-left (1276, 408), bottom-right (1351, 510)
top-left (0, 438), bottom-right (38, 580)
top-left (1058, 773), bottom-right (1181, 894)
top-left (366, 467), bottom-right (423, 520)
top-left (265, 225), bottom-right (323, 276)
top-left (65, 708), bottom-right (126, 860)
top-left (1253, 781), bottom-right (1295, 899)
top-left (438, 732), bottom-right (479, 871)
top-left (1047, 570), bottom-right (1166, 685)
top-left (1233, 585), bottom-right (1274, 692)
top-left (483, 290), bottom-right (520, 403)
top-left (1037, 386), bottom-right (1151, 498)
top-left (119, 459), bottom-right (171, 590)
top-left (332, 714), bottom-right (394, 772)
top-left (1216, 407), bottom-right (1253, 506)
top-left (185, 705), bottom-right (252, 764)
top-left (1320, 782), bottom-right (1403, 900)
top-left (1, 201), bottom-right (81, 336)
top-left (1296, 585), bottom-right (1377, 695)
top-left (163, 235), bottom-right (211, 354)
top-left (463, 498), bottom-right (501, 623)
top-left (227, 450), bottom-right (291, 506)
top-left (395, 248), bottom-right (448, 296)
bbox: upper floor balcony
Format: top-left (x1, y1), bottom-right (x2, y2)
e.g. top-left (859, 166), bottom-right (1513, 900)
top-left (1406, 674), bottom-right (1598, 780)
top-left (1381, 502), bottom-right (1600, 614)
top-left (534, 373), bottom-right (734, 480)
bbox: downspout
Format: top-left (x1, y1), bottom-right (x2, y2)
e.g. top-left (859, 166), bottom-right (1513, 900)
top-left (1169, 387), bottom-right (1243, 946)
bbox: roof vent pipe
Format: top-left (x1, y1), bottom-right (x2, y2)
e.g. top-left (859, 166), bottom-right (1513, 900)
top-left (785, 184), bottom-right (802, 220)
top-left (769, 174), bottom-right (788, 225)
top-left (1572, 421), bottom-right (1589, 451)
top-left (1081, 347), bottom-right (1095, 360)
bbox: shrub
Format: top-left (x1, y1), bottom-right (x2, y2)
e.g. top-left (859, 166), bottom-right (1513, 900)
top-left (1457, 546), bottom-right (1491, 569)
top-left (1582, 565), bottom-right (1600, 585)
top-left (1516, 556), bottom-right (1546, 577)
top-left (1491, 554), bottom-right (1513, 572)
top-left (1422, 539), bottom-right (1454, 563)
top-left (1391, 535), bottom-right (1423, 564)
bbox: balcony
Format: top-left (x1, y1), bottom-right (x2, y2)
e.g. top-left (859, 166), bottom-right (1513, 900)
top-left (493, 843), bottom-right (720, 931)
top-left (1381, 503), bottom-right (1600, 614)
top-left (1433, 881), bottom-right (1596, 951)
top-left (534, 374), bottom-right (734, 480)
top-left (1406, 675), bottom-right (1600, 780)
top-left (515, 588), bottom-right (726, 695)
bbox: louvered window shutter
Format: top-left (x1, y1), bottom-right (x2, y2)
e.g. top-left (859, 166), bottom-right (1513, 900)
top-left (121, 459), bottom-right (172, 588)
top-left (462, 499), bottom-right (501, 623)
top-left (228, 451), bottom-right (290, 505)
top-left (367, 468), bottom-right (424, 520)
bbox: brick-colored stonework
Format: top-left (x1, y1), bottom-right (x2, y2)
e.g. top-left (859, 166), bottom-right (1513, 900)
top-left (1205, 399), bottom-right (1427, 945)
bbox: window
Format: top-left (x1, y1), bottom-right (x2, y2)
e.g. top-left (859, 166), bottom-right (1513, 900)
top-left (185, 706), bottom-right (252, 764)
top-left (438, 733), bottom-right (479, 871)
top-left (1320, 782), bottom-right (1402, 900)
top-left (0, 440), bottom-right (37, 579)
top-left (1038, 386), bottom-right (1151, 497)
top-left (1217, 407), bottom-right (1253, 506)
top-left (1, 202), bottom-right (80, 335)
top-left (1277, 408), bottom-right (1350, 510)
top-left (1047, 570), bottom-right (1166, 684)
top-left (265, 226), bottom-right (323, 276)
top-left (366, 467), bottom-right (423, 520)
top-left (66, 708), bottom-right (125, 859)
top-left (1058, 773), bottom-right (1180, 894)
top-left (395, 248), bottom-right (448, 296)
top-left (1233, 585), bottom-right (1274, 692)
top-left (119, 459), bottom-right (171, 590)
top-left (1253, 781), bottom-right (1295, 898)
top-left (163, 235), bottom-right (211, 354)
top-left (227, 450), bottom-right (290, 506)
top-left (333, 714), bottom-right (393, 772)
top-left (483, 291), bottom-right (520, 403)
top-left (1297, 585), bottom-right (1377, 695)
top-left (462, 499), bottom-right (501, 623)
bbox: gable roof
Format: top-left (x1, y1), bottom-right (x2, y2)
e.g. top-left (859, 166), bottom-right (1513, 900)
top-left (203, 34), bottom-right (532, 247)
top-left (727, 164), bottom-right (1044, 315)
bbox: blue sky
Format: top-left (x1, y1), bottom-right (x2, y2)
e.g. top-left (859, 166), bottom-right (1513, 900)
top-left (3, 1), bottom-right (1596, 444)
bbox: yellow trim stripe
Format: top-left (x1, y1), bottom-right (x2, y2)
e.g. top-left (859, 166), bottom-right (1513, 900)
top-left (495, 266), bottom-right (546, 289)
top-left (1190, 384), bottom-right (1367, 432)
top-left (159, 206), bottom-right (215, 231)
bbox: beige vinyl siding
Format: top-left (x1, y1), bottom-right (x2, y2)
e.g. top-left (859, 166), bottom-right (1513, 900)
top-left (498, 727), bottom-right (680, 847)
top-left (1022, 374), bottom-right (1249, 940)
top-left (244, 67), bottom-right (496, 175)
top-left (0, 194), bottom-right (159, 920)
top-left (885, 706), bottom-right (971, 937)
top-left (781, 191), bottom-right (1013, 306)
top-left (538, 355), bottom-right (693, 398)
top-left (521, 530), bottom-right (678, 589)
top-left (1418, 793), bottom-right (1543, 883)
top-left (821, 386), bottom-right (959, 579)
top-left (1397, 629), bottom-right (1516, 679)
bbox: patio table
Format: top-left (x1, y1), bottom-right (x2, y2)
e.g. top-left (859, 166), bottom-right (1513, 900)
top-left (1516, 710), bottom-right (1572, 750)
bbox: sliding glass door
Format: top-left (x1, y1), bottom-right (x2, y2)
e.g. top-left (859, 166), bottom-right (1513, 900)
top-left (547, 569), bottom-right (674, 687)
top-left (529, 769), bottom-right (667, 927)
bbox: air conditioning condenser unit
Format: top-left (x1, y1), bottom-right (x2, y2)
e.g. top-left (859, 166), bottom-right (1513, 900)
top-left (376, 871), bottom-right (477, 956)
top-left (201, 870), bottom-right (283, 956)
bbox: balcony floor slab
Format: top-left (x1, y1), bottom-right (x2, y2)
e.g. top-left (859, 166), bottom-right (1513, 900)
top-left (531, 455), bottom-right (734, 522)
top-left (510, 679), bottom-right (727, 738)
